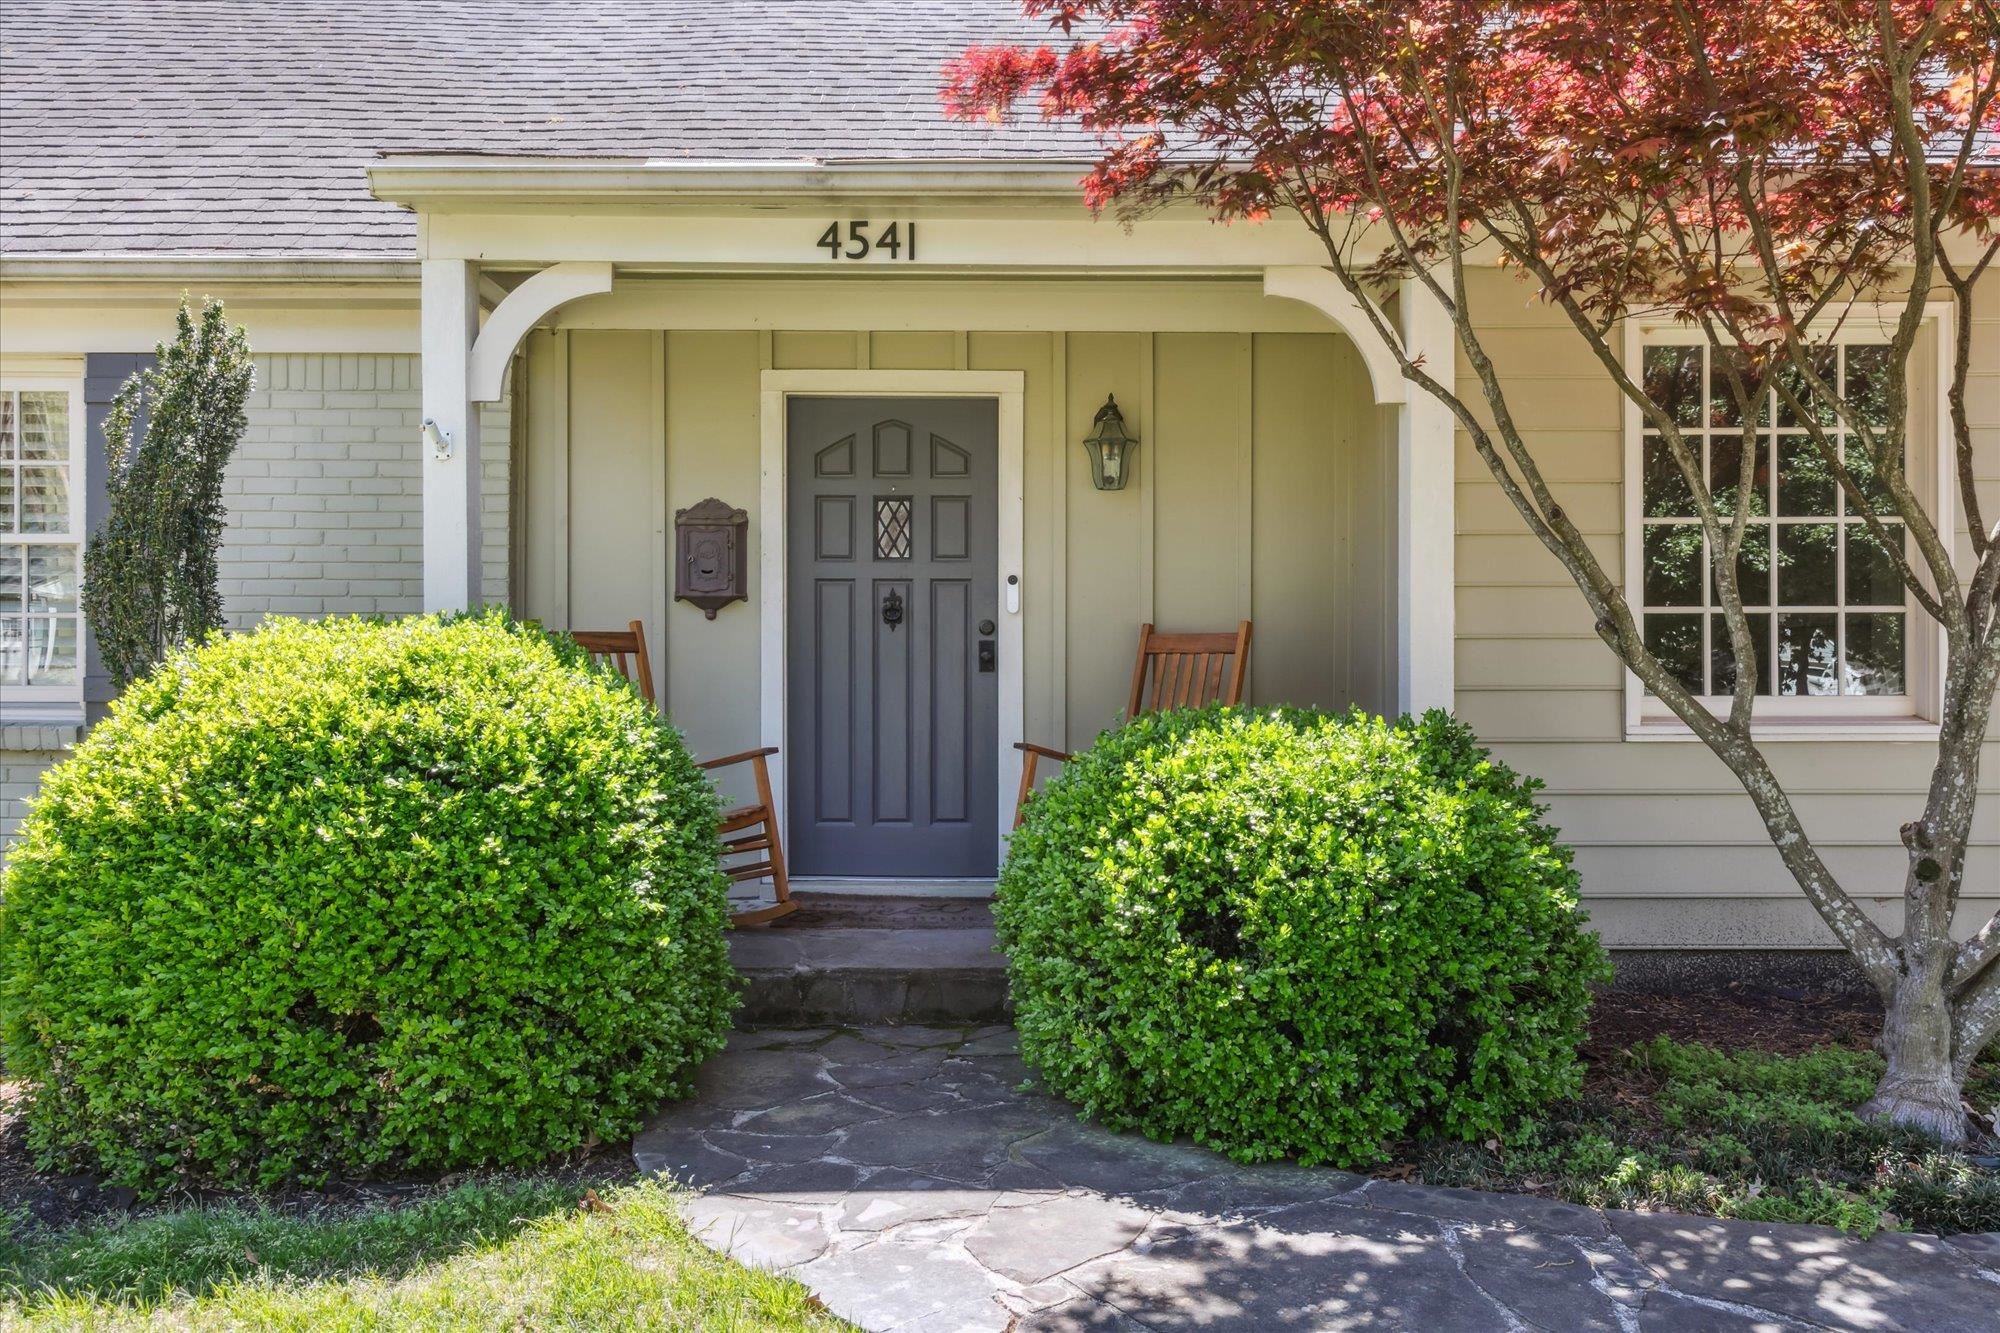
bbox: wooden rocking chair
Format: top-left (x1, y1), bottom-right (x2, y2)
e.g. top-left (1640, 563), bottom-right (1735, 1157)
top-left (571, 621), bottom-right (798, 926)
top-left (1013, 620), bottom-right (1253, 828)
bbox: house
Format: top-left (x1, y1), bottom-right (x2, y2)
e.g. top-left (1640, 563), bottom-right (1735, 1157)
top-left (3, 1), bottom-right (1994, 964)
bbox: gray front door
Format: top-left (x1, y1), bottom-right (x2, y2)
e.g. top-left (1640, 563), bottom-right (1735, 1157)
top-left (787, 397), bottom-right (999, 878)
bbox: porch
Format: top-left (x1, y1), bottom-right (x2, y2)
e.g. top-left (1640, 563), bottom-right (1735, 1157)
top-left (381, 160), bottom-right (1460, 888)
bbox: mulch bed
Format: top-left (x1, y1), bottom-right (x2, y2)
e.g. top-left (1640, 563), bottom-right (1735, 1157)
top-left (1587, 984), bottom-right (1882, 1060)
top-left (0, 985), bottom-right (1899, 1233)
top-left (0, 1080), bottom-right (638, 1233)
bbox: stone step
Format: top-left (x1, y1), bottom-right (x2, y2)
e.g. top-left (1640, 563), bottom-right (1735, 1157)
top-left (729, 894), bottom-right (1009, 1026)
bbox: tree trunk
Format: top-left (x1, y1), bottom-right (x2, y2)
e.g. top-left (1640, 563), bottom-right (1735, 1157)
top-left (1861, 946), bottom-right (1966, 1143)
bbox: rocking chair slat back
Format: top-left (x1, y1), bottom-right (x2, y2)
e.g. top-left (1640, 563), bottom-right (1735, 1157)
top-left (1126, 621), bottom-right (1254, 717)
top-left (571, 621), bottom-right (656, 704)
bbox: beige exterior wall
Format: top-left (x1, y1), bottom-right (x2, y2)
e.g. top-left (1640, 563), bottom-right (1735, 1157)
top-left (514, 295), bottom-right (1394, 804)
top-left (1453, 266), bottom-right (2000, 948)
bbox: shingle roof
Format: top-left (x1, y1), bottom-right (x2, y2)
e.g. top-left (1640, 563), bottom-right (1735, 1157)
top-left (0, 0), bottom-right (1101, 259)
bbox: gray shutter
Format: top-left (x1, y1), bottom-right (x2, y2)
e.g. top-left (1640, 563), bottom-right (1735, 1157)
top-left (80, 354), bottom-right (154, 715)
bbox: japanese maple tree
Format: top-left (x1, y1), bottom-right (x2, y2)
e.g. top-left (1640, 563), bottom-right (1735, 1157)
top-left (949, 0), bottom-right (2000, 1139)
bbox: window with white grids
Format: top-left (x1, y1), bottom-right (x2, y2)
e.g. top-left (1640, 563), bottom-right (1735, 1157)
top-left (1625, 319), bottom-right (1945, 732)
top-left (0, 380), bottom-right (85, 704)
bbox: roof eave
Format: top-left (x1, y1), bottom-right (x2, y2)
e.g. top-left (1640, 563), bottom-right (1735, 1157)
top-left (0, 255), bottom-right (421, 282)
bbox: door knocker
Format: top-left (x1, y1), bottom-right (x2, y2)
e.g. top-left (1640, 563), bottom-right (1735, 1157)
top-left (881, 588), bottom-right (905, 631)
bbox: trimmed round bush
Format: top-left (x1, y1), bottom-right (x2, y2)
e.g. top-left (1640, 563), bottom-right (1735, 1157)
top-left (0, 614), bottom-right (736, 1190)
top-left (998, 706), bottom-right (1608, 1167)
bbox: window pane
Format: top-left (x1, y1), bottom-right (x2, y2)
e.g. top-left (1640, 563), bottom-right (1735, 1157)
top-left (1842, 441), bottom-right (1894, 517)
top-left (0, 466), bottom-right (14, 533)
top-left (1643, 525), bottom-right (1703, 607)
top-left (1776, 434), bottom-right (1836, 516)
top-left (1708, 347), bottom-right (1766, 428)
top-left (1843, 344), bottom-right (1894, 429)
top-left (18, 391), bottom-right (68, 461)
top-left (25, 546), bottom-right (78, 612)
top-left (1777, 523), bottom-right (1837, 604)
top-left (1710, 436), bottom-right (1769, 517)
top-left (19, 465), bottom-right (68, 533)
top-left (1775, 347), bottom-right (1836, 426)
top-left (1844, 614), bottom-right (1905, 696)
top-left (0, 617), bottom-right (22, 685)
top-left (1847, 523), bottom-right (1905, 606)
top-left (0, 545), bottom-right (18, 612)
top-left (1777, 613), bottom-right (1839, 696)
top-left (1645, 614), bottom-right (1703, 694)
top-left (1712, 525), bottom-right (1772, 606)
top-left (25, 617), bottom-right (77, 685)
top-left (1643, 345), bottom-right (1703, 426)
top-left (1711, 612), bottom-right (1772, 696)
top-left (0, 394), bottom-right (14, 460)
top-left (1642, 436), bottom-right (1696, 517)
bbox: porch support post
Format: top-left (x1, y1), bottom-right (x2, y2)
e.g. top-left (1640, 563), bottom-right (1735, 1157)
top-left (1397, 278), bottom-right (1456, 715)
top-left (421, 258), bottom-right (482, 612)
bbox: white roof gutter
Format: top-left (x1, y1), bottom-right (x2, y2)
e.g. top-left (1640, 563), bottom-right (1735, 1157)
top-left (367, 156), bottom-right (1106, 211)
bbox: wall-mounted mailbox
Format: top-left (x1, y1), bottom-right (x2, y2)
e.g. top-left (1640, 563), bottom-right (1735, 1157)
top-left (674, 497), bottom-right (749, 619)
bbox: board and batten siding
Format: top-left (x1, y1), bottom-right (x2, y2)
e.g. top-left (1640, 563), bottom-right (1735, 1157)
top-left (515, 318), bottom-right (1394, 807)
top-left (1453, 266), bottom-right (2000, 947)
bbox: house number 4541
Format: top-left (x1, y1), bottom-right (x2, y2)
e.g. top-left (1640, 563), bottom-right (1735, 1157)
top-left (816, 220), bottom-right (919, 261)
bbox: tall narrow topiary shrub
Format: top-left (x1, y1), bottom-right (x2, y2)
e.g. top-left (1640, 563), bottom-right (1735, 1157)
top-left (83, 296), bottom-right (254, 685)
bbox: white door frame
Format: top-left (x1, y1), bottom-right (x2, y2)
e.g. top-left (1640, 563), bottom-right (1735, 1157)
top-left (758, 370), bottom-right (1027, 871)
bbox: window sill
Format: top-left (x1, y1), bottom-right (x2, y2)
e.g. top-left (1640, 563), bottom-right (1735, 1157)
top-left (1626, 716), bottom-right (1940, 743)
top-left (0, 704), bottom-right (84, 752)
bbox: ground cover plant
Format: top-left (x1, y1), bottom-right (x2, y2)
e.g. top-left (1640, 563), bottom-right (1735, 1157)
top-left (0, 612), bottom-right (737, 1192)
top-left (1421, 994), bottom-right (2000, 1237)
top-left (0, 1175), bottom-right (849, 1330)
top-left (999, 706), bottom-right (1610, 1167)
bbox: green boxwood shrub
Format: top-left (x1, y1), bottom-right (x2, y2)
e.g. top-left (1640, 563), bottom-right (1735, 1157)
top-left (998, 706), bottom-right (1610, 1167)
top-left (0, 613), bottom-right (736, 1191)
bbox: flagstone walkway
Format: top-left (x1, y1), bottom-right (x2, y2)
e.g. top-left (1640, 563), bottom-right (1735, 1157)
top-left (635, 1026), bottom-right (2000, 1332)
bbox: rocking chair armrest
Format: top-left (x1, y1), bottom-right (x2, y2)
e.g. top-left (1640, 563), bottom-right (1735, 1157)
top-left (1013, 741), bottom-right (1072, 763)
top-left (696, 746), bottom-right (781, 772)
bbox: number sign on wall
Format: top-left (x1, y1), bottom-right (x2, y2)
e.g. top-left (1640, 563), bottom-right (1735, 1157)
top-left (816, 221), bottom-right (919, 261)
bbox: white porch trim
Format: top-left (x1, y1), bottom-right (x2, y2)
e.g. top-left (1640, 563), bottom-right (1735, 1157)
top-left (467, 261), bottom-right (613, 403)
top-left (757, 369), bottom-right (1028, 868)
top-left (1261, 267), bottom-right (1405, 407)
top-left (420, 258), bottom-right (482, 611)
top-left (1397, 279), bottom-right (1457, 715)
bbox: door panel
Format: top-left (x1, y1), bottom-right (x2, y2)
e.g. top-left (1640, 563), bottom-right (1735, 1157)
top-left (787, 397), bottom-right (999, 877)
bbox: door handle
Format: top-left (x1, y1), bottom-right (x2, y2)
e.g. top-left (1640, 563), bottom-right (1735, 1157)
top-left (978, 640), bottom-right (996, 673)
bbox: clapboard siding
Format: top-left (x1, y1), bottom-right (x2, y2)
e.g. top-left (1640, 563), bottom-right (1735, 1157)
top-left (1458, 265), bottom-right (2000, 947)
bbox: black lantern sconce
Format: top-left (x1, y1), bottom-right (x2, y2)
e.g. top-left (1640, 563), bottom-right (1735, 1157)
top-left (1083, 394), bottom-right (1139, 491)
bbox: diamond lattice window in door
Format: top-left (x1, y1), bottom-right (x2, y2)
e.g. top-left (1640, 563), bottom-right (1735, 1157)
top-left (875, 498), bottom-right (913, 560)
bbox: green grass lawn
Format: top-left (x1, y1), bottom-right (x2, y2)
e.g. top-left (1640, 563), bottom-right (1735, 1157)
top-left (1420, 1037), bottom-right (2000, 1237)
top-left (0, 1177), bottom-right (853, 1331)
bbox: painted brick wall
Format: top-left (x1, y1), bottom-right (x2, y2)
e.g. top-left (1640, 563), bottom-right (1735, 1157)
top-left (219, 353), bottom-right (510, 624)
top-left (0, 729), bottom-right (75, 872)
top-left (5, 353), bottom-right (513, 870)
